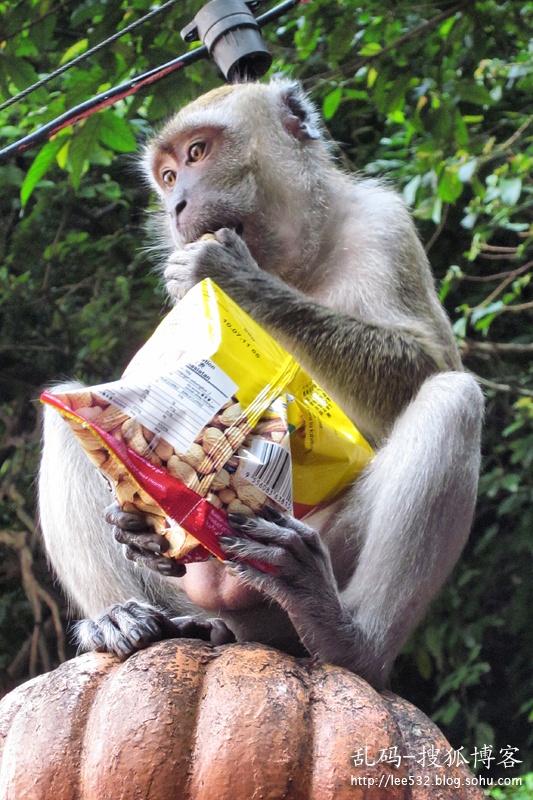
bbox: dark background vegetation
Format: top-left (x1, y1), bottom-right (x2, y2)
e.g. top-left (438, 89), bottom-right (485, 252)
top-left (0, 0), bottom-right (531, 793)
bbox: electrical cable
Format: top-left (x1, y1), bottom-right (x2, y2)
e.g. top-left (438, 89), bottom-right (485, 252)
top-left (0, 0), bottom-right (184, 113)
top-left (0, 0), bottom-right (302, 162)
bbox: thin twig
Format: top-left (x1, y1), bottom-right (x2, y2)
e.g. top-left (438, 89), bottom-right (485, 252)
top-left (425, 203), bottom-right (449, 254)
top-left (462, 262), bottom-right (532, 283)
top-left (464, 340), bottom-right (533, 354)
top-left (472, 374), bottom-right (533, 398)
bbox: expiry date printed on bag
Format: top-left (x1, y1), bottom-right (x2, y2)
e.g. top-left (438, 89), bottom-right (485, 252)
top-left (91, 358), bottom-right (238, 454)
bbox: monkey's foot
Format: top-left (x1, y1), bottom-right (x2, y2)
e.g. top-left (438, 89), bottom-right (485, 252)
top-left (75, 600), bottom-right (234, 659)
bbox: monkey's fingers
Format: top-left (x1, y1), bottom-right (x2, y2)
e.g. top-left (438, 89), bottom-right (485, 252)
top-left (114, 526), bottom-right (169, 554)
top-left (122, 542), bottom-right (186, 577)
top-left (169, 615), bottom-right (236, 645)
top-left (105, 501), bottom-right (151, 532)
top-left (228, 508), bottom-right (324, 560)
top-left (219, 534), bottom-right (286, 569)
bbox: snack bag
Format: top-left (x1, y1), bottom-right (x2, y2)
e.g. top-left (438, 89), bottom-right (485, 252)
top-left (41, 279), bottom-right (374, 567)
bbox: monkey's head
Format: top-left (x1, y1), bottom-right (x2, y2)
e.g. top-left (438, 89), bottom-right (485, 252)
top-left (142, 81), bottom-right (333, 279)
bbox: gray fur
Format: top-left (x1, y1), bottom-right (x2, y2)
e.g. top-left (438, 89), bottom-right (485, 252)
top-left (38, 82), bottom-right (483, 687)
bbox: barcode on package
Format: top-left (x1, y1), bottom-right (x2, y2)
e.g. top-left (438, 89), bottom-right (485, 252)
top-left (240, 438), bottom-right (293, 511)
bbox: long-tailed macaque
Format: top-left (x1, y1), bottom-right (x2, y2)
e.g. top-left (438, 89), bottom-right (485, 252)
top-left (39, 80), bottom-right (483, 688)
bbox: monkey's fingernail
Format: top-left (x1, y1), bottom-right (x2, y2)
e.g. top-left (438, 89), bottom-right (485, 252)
top-left (92, 632), bottom-right (105, 647)
top-left (219, 536), bottom-right (236, 546)
top-left (145, 542), bottom-right (161, 553)
top-left (262, 505), bottom-right (284, 522)
top-left (129, 628), bottom-right (143, 643)
top-left (157, 561), bottom-right (174, 573)
top-left (228, 513), bottom-right (248, 526)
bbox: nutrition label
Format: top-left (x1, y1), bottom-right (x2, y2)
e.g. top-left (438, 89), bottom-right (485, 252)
top-left (93, 358), bottom-right (238, 454)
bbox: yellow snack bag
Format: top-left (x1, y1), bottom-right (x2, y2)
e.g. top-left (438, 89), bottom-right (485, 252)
top-left (41, 279), bottom-right (373, 568)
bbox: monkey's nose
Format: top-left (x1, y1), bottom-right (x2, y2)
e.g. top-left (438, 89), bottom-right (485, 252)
top-left (174, 199), bottom-right (187, 219)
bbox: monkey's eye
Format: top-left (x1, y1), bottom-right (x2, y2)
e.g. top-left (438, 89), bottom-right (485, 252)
top-left (187, 142), bottom-right (207, 163)
top-left (161, 169), bottom-right (177, 188)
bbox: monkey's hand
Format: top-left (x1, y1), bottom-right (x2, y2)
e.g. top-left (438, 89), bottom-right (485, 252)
top-left (164, 228), bottom-right (260, 300)
top-left (105, 502), bottom-right (185, 578)
top-left (220, 506), bottom-right (352, 662)
top-left (75, 599), bottom-right (235, 659)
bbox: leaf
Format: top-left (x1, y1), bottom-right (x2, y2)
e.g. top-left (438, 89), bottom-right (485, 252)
top-left (470, 301), bottom-right (504, 324)
top-left (458, 159), bottom-right (477, 182)
top-left (453, 317), bottom-right (467, 338)
top-left (416, 647), bottom-right (432, 680)
top-left (359, 42), bottom-right (382, 56)
top-left (502, 474), bottom-right (520, 493)
top-left (20, 138), bottom-right (66, 206)
top-left (453, 112), bottom-right (469, 146)
top-left (403, 174), bottom-right (421, 206)
top-left (322, 87), bottom-right (343, 120)
top-left (438, 170), bottom-right (463, 202)
top-left (441, 700), bottom-right (461, 725)
top-left (4, 56), bottom-right (40, 92)
top-left (499, 177), bottom-right (522, 206)
top-left (386, 75), bottom-right (411, 115)
top-left (458, 82), bottom-right (494, 106)
top-left (67, 116), bottom-right (104, 189)
top-left (59, 39), bottom-right (88, 65)
top-left (431, 197), bottom-right (442, 225)
top-left (98, 115), bottom-right (137, 153)
top-left (367, 66), bottom-right (378, 88)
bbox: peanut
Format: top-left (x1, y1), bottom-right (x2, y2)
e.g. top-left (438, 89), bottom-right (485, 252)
top-left (181, 443), bottom-right (214, 475)
top-left (98, 406), bottom-right (130, 432)
top-left (210, 468), bottom-right (230, 491)
top-left (218, 488), bottom-right (237, 505)
top-left (227, 499), bottom-right (254, 515)
top-left (67, 391), bottom-right (93, 411)
top-left (59, 386), bottom-right (291, 559)
top-left (236, 484), bottom-right (268, 513)
top-left (206, 492), bottom-right (223, 509)
top-left (167, 457), bottom-right (201, 491)
top-left (219, 402), bottom-right (243, 427)
top-left (201, 426), bottom-right (226, 453)
top-left (154, 438), bottom-right (174, 461)
top-left (75, 406), bottom-right (103, 423)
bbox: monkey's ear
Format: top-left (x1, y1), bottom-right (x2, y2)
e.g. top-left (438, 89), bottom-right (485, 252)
top-left (277, 81), bottom-right (322, 141)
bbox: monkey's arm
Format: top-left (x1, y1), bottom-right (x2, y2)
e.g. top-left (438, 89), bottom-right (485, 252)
top-left (219, 370), bottom-right (483, 688)
top-left (164, 233), bottom-right (483, 688)
top-left (165, 229), bottom-right (446, 433)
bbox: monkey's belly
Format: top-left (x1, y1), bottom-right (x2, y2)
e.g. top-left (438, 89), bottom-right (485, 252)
top-left (182, 559), bottom-right (264, 611)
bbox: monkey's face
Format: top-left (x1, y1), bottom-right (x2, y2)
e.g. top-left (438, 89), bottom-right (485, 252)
top-left (143, 82), bottom-right (330, 283)
top-left (148, 125), bottom-right (264, 251)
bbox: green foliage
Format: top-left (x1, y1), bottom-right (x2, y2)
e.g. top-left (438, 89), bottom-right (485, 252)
top-left (0, 0), bottom-right (532, 781)
top-left (488, 773), bottom-right (533, 798)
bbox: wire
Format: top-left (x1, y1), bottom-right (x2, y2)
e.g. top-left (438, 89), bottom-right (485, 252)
top-left (0, 0), bottom-right (302, 161)
top-left (0, 0), bottom-right (183, 113)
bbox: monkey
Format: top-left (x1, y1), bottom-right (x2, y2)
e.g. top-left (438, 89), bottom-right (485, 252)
top-left (38, 80), bottom-right (483, 688)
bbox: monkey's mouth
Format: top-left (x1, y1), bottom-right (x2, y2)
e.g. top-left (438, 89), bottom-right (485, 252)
top-left (203, 221), bottom-right (244, 238)
top-left (183, 220), bottom-right (244, 245)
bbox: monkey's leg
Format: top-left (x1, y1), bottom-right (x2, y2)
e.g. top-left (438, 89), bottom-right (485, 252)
top-left (221, 372), bottom-right (483, 688)
top-left (338, 371), bottom-right (483, 683)
top-left (39, 389), bottom-right (201, 644)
